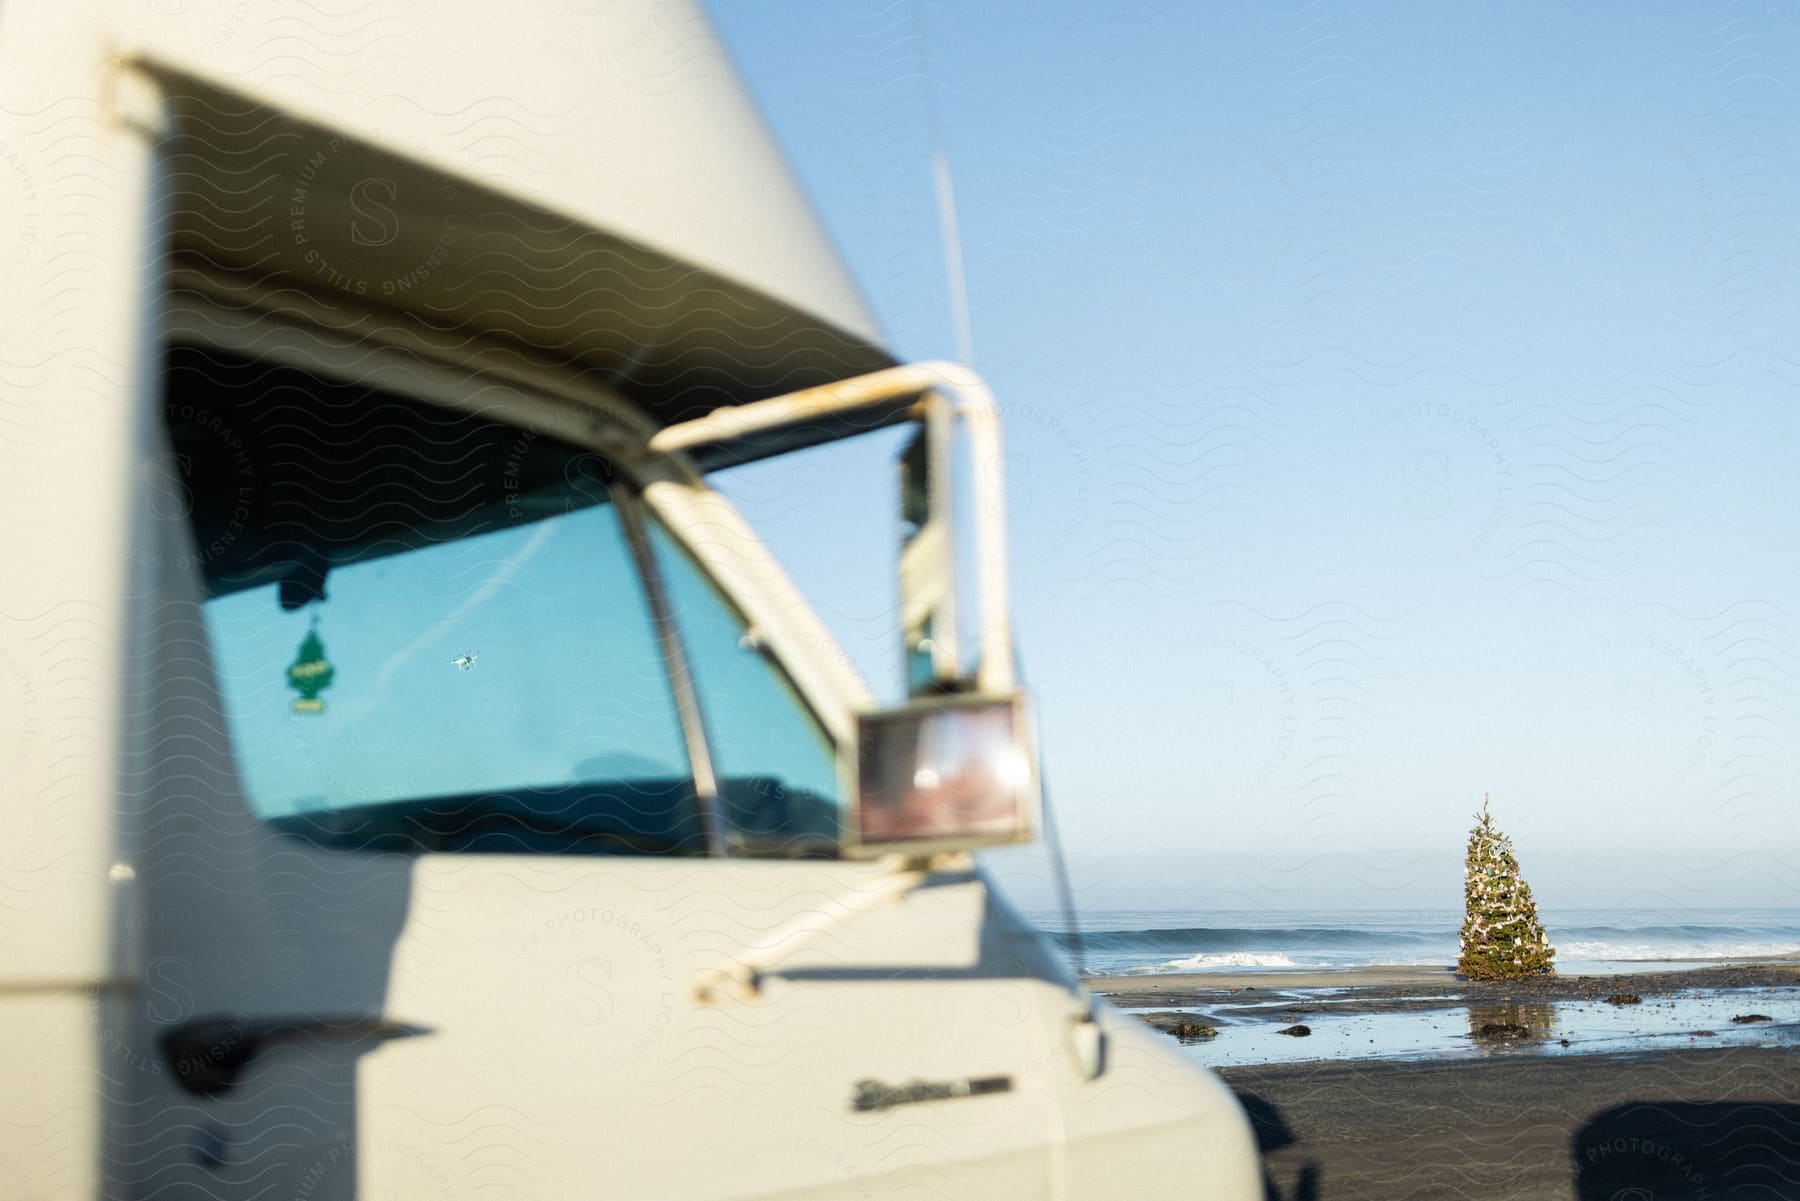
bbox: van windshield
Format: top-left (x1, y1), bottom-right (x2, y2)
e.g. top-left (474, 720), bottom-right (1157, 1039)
top-left (168, 345), bottom-right (841, 856)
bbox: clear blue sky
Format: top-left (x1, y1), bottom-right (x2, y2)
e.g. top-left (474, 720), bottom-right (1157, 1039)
top-left (704, 2), bottom-right (1800, 911)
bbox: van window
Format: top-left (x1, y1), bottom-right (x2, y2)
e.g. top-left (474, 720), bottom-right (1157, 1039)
top-left (201, 502), bottom-right (703, 853)
top-left (649, 522), bottom-right (842, 854)
top-left (164, 343), bottom-right (841, 857)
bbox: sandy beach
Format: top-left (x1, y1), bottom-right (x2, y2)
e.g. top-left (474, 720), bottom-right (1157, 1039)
top-left (1224, 1046), bottom-right (1799, 1201)
top-left (1098, 960), bottom-right (1800, 1198)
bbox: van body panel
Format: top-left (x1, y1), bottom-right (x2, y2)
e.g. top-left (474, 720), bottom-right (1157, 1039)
top-left (0, 994), bottom-right (103, 1199)
top-left (143, 72), bottom-right (895, 445)
top-left (358, 859), bottom-right (1063, 1199)
top-left (105, 0), bottom-right (885, 352)
top-left (0, 14), bottom-right (158, 989)
top-left (1064, 1009), bottom-right (1267, 1197)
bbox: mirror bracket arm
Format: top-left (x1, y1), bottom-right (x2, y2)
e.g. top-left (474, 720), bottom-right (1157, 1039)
top-left (690, 853), bottom-right (941, 1004)
top-left (649, 362), bottom-right (1014, 694)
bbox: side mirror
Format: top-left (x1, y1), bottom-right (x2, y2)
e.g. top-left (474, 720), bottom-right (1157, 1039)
top-left (848, 694), bottom-right (1039, 856)
top-left (854, 378), bottom-right (1038, 856)
top-left (648, 362), bottom-right (1041, 856)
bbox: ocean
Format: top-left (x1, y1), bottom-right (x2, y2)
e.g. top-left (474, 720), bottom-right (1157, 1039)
top-left (1028, 907), bottom-right (1800, 977)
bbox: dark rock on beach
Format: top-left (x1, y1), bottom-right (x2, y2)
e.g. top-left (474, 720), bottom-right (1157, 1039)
top-left (1132, 1010), bottom-right (1222, 1038)
top-left (1475, 1021), bottom-right (1532, 1040)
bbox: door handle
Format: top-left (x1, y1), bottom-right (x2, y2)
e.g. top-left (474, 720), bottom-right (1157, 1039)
top-left (159, 1015), bottom-right (432, 1096)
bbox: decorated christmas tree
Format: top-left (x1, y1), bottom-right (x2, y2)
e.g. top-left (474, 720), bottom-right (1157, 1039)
top-left (1457, 794), bottom-right (1555, 979)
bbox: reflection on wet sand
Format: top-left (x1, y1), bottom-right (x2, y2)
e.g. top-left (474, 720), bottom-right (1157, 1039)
top-left (1467, 1001), bottom-right (1558, 1047)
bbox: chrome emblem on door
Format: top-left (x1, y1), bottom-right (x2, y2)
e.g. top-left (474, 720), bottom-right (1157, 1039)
top-left (851, 1075), bottom-right (1012, 1112)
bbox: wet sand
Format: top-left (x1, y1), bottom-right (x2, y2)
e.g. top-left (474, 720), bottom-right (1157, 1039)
top-left (1097, 960), bottom-right (1800, 1199)
top-left (1223, 1046), bottom-right (1800, 1201)
top-left (1093, 956), bottom-right (1800, 1014)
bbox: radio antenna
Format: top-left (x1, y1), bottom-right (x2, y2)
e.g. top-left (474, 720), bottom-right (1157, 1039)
top-left (909, 0), bottom-right (975, 366)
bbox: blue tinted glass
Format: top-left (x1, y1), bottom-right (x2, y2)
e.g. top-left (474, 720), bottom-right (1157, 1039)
top-left (203, 504), bottom-right (690, 827)
top-left (649, 521), bottom-right (843, 851)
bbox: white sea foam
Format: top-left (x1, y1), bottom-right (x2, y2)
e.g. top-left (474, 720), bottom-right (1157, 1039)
top-left (1139, 951), bottom-right (1304, 973)
top-left (1045, 908), bottom-right (1800, 977)
top-left (1557, 940), bottom-right (1800, 964)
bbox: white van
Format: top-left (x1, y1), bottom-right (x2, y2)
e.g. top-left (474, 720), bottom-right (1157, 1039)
top-left (0, 2), bottom-right (1262, 1197)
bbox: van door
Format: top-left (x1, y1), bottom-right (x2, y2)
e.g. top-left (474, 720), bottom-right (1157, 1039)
top-left (115, 344), bottom-right (1063, 1199)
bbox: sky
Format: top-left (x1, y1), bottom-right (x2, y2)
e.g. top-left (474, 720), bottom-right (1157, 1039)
top-left (702, 2), bottom-right (1800, 912)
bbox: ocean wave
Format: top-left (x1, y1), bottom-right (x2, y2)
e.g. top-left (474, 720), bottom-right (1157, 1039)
top-left (1049, 913), bottom-right (1800, 976)
top-left (1554, 924), bottom-right (1799, 941)
top-left (1557, 939), bottom-right (1800, 963)
top-left (1054, 926), bottom-right (1443, 953)
top-left (1132, 951), bottom-right (1305, 973)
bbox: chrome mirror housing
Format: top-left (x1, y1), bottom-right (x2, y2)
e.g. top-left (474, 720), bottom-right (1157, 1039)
top-left (848, 694), bottom-right (1039, 856)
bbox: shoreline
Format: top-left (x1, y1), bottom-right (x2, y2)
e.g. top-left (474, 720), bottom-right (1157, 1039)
top-left (1097, 959), bottom-right (1800, 1072)
top-left (1092, 956), bottom-right (1800, 1010)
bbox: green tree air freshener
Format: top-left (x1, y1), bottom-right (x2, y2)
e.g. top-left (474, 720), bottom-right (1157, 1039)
top-left (287, 619), bottom-right (336, 714)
